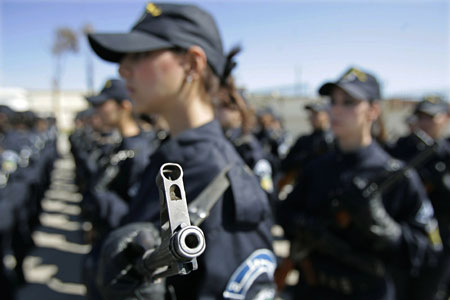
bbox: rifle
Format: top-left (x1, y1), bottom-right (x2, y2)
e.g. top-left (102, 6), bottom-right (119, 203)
top-left (135, 163), bottom-right (206, 279)
top-left (109, 163), bottom-right (206, 285)
top-left (332, 129), bottom-right (438, 229)
top-left (276, 131), bottom-right (439, 290)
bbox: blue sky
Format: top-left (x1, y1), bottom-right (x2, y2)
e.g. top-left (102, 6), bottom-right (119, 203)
top-left (0, 0), bottom-right (449, 99)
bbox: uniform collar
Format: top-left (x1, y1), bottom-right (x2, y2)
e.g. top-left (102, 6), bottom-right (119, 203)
top-left (157, 119), bottom-right (224, 161)
top-left (337, 141), bottom-right (380, 164)
top-left (172, 119), bottom-right (223, 143)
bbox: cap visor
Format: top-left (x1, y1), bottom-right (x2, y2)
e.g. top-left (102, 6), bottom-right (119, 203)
top-left (318, 82), bottom-right (335, 96)
top-left (415, 107), bottom-right (440, 116)
top-left (319, 82), bottom-right (367, 101)
top-left (86, 94), bottom-right (109, 106)
top-left (88, 31), bottom-right (174, 63)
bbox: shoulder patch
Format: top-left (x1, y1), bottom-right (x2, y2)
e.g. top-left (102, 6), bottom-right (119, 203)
top-left (223, 249), bottom-right (276, 300)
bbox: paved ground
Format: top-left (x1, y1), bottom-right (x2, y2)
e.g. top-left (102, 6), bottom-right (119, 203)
top-left (16, 155), bottom-right (90, 300)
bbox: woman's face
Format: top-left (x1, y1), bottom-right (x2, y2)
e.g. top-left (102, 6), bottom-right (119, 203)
top-left (97, 99), bottom-right (120, 127)
top-left (309, 110), bottom-right (329, 130)
top-left (417, 112), bottom-right (448, 139)
top-left (329, 87), bottom-right (373, 139)
top-left (119, 50), bottom-right (186, 115)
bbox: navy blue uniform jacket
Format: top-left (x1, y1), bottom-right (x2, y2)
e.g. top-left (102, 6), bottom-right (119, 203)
top-left (123, 120), bottom-right (275, 300)
top-left (279, 142), bottom-right (440, 299)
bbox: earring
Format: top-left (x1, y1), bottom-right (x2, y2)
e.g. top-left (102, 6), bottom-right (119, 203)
top-left (186, 73), bottom-right (193, 83)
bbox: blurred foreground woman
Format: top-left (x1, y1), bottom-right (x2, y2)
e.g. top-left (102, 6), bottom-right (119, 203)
top-left (88, 3), bottom-right (275, 300)
top-left (277, 67), bottom-right (442, 300)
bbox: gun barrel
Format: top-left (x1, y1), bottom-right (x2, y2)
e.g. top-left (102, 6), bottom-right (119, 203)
top-left (137, 163), bottom-right (206, 280)
top-left (171, 225), bottom-right (206, 260)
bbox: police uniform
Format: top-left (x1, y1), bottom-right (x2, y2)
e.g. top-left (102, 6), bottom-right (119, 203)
top-left (277, 69), bottom-right (441, 300)
top-left (81, 79), bottom-right (158, 300)
top-left (224, 127), bottom-right (275, 196)
top-left (389, 97), bottom-right (450, 299)
top-left (255, 108), bottom-right (291, 179)
top-left (87, 3), bottom-right (277, 299)
top-left (279, 142), bottom-right (440, 300)
top-left (0, 107), bottom-right (58, 295)
top-left (281, 103), bottom-right (334, 174)
top-left (122, 120), bottom-right (276, 300)
top-left (85, 79), bottom-right (156, 230)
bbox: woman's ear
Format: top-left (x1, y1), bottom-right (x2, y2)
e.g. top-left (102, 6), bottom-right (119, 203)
top-left (184, 46), bottom-right (207, 80)
top-left (120, 99), bottom-right (134, 113)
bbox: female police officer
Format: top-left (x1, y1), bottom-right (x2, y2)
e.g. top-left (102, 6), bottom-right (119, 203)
top-left (277, 67), bottom-right (441, 300)
top-left (87, 3), bottom-right (275, 300)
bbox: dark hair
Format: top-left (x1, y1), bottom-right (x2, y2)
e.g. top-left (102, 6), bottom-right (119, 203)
top-left (207, 46), bottom-right (254, 134)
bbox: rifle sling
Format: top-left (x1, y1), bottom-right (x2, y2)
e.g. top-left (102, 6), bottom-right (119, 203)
top-left (188, 165), bottom-right (232, 226)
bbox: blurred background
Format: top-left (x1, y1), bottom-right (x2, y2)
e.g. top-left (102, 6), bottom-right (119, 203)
top-left (1, 0), bottom-right (448, 138)
top-left (0, 1), bottom-right (448, 299)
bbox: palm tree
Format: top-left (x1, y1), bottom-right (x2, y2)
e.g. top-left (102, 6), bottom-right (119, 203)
top-left (82, 23), bottom-right (95, 95)
top-left (51, 27), bottom-right (79, 120)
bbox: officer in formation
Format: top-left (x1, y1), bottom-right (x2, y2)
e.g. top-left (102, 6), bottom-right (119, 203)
top-left (63, 3), bottom-right (450, 300)
top-left (70, 78), bottom-right (161, 299)
top-left (388, 96), bottom-right (450, 299)
top-left (254, 107), bottom-right (292, 181)
top-left (278, 102), bottom-right (335, 191)
top-left (277, 67), bottom-right (443, 300)
top-left (214, 72), bottom-right (275, 198)
top-left (85, 2), bottom-right (276, 299)
top-left (70, 107), bottom-right (123, 196)
top-left (0, 107), bottom-right (58, 300)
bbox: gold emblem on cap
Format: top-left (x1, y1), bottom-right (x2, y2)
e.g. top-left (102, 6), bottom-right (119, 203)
top-left (146, 3), bottom-right (162, 17)
top-left (424, 95), bottom-right (439, 103)
top-left (104, 80), bottom-right (112, 89)
top-left (342, 68), bottom-right (367, 82)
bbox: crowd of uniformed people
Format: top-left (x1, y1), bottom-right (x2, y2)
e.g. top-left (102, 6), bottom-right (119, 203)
top-left (0, 107), bottom-right (58, 299)
top-left (3, 2), bottom-right (450, 300)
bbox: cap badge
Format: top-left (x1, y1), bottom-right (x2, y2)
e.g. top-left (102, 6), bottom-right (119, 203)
top-left (104, 80), bottom-right (112, 89)
top-left (424, 95), bottom-right (439, 104)
top-left (341, 68), bottom-right (367, 83)
top-left (146, 3), bottom-right (162, 17)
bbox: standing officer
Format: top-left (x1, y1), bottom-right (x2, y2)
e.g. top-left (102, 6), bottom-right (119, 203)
top-left (82, 78), bottom-right (158, 299)
top-left (86, 78), bottom-right (156, 229)
top-left (389, 95), bottom-right (450, 299)
top-left (277, 67), bottom-right (442, 300)
top-left (255, 107), bottom-right (291, 180)
top-left (278, 102), bottom-right (334, 190)
top-left (87, 3), bottom-right (276, 300)
top-left (215, 73), bottom-right (275, 196)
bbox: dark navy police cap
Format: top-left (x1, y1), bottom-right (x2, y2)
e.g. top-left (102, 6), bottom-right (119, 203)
top-left (319, 67), bottom-right (381, 101)
top-left (86, 79), bottom-right (129, 106)
top-left (88, 2), bottom-right (226, 78)
top-left (304, 102), bottom-right (328, 112)
top-left (414, 95), bottom-right (449, 116)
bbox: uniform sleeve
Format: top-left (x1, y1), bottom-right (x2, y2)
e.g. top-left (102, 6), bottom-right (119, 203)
top-left (280, 137), bottom-right (306, 173)
top-left (276, 173), bottom-right (309, 239)
top-left (388, 169), bottom-right (442, 270)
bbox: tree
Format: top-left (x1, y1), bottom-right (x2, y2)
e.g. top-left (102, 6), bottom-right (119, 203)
top-left (51, 27), bottom-right (79, 121)
top-left (82, 24), bottom-right (95, 94)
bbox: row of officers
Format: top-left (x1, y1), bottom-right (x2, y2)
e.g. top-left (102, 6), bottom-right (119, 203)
top-left (0, 108), bottom-right (59, 299)
top-left (71, 73), bottom-right (450, 299)
top-left (69, 2), bottom-right (450, 300)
